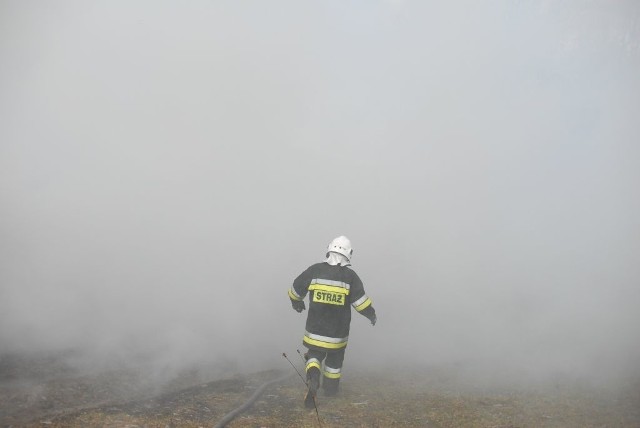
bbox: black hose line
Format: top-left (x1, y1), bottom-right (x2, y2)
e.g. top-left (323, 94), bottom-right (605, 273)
top-left (212, 372), bottom-right (294, 428)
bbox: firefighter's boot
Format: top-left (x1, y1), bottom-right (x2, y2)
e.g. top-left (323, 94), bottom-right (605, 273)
top-left (304, 367), bottom-right (320, 408)
top-left (322, 376), bottom-right (340, 397)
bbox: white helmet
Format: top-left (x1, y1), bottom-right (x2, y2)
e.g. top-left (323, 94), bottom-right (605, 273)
top-left (326, 236), bottom-right (353, 261)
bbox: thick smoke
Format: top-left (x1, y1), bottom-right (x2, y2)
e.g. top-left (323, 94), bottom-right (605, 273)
top-left (1, 1), bottom-right (639, 384)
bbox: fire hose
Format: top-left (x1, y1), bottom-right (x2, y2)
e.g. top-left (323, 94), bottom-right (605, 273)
top-left (212, 372), bottom-right (293, 428)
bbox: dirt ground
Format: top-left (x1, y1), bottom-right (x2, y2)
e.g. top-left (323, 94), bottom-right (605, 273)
top-left (1, 353), bottom-right (639, 427)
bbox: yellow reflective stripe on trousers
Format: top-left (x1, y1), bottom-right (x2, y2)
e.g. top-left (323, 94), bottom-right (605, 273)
top-left (304, 336), bottom-right (347, 349)
top-left (303, 335), bottom-right (348, 350)
top-left (354, 297), bottom-right (372, 311)
top-left (288, 288), bottom-right (302, 301)
top-left (323, 366), bottom-right (341, 379)
top-left (306, 358), bottom-right (321, 372)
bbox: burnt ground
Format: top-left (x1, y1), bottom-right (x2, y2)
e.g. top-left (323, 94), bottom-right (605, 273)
top-left (1, 353), bottom-right (639, 427)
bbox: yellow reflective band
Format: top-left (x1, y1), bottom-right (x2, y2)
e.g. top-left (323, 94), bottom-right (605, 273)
top-left (311, 278), bottom-right (350, 289)
top-left (288, 289), bottom-right (302, 301)
top-left (323, 370), bottom-right (341, 379)
top-left (306, 361), bottom-right (321, 371)
top-left (309, 284), bottom-right (349, 295)
top-left (355, 298), bottom-right (372, 312)
top-left (303, 335), bottom-right (348, 350)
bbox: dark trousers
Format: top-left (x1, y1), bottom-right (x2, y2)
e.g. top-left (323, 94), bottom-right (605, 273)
top-left (304, 348), bottom-right (346, 394)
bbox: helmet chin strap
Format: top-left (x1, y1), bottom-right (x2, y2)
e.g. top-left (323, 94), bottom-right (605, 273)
top-left (325, 252), bottom-right (350, 266)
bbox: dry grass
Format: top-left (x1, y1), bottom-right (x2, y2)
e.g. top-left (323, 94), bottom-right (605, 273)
top-left (1, 356), bottom-right (639, 427)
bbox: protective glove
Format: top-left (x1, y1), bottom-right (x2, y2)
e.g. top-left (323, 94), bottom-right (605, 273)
top-left (369, 313), bottom-right (377, 326)
top-left (291, 299), bottom-right (306, 313)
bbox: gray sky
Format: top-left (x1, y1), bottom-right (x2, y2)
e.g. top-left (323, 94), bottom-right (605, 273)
top-left (1, 1), bottom-right (639, 382)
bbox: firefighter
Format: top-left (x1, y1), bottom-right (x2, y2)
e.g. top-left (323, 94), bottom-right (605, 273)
top-left (288, 236), bottom-right (377, 407)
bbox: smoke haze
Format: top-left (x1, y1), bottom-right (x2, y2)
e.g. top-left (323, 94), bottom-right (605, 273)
top-left (1, 1), bottom-right (639, 385)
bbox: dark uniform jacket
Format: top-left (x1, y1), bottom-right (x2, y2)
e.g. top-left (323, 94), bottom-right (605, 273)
top-left (289, 262), bottom-right (376, 352)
